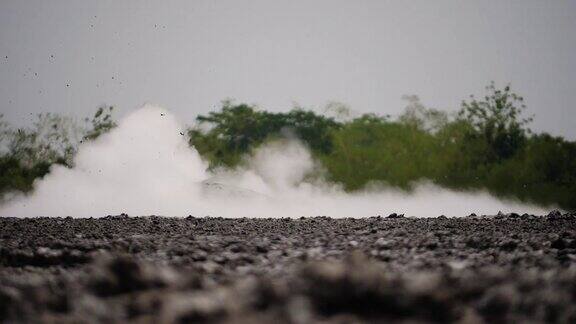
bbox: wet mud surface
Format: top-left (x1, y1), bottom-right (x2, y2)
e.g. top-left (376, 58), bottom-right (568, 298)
top-left (1, 212), bottom-right (576, 323)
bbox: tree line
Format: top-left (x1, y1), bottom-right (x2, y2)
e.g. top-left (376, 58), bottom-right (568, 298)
top-left (1, 83), bottom-right (575, 210)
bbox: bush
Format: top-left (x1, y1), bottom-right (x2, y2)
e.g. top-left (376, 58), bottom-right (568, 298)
top-left (0, 107), bottom-right (117, 196)
top-left (1, 84), bottom-right (575, 211)
top-left (188, 101), bottom-right (340, 168)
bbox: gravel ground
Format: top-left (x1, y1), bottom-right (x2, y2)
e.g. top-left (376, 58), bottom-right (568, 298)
top-left (1, 211), bottom-right (576, 323)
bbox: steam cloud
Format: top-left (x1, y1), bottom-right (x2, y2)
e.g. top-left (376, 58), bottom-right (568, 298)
top-left (0, 105), bottom-right (549, 218)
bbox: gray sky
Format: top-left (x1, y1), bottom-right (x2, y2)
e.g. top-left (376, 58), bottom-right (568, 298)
top-left (1, 0), bottom-right (575, 139)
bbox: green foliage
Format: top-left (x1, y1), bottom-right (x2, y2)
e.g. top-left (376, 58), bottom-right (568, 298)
top-left (4, 113), bottom-right (82, 167)
top-left (0, 107), bottom-right (117, 196)
top-left (83, 106), bottom-right (117, 141)
top-left (399, 95), bottom-right (448, 133)
top-left (1, 83), bottom-right (575, 212)
top-left (458, 82), bottom-right (532, 161)
top-left (188, 84), bottom-right (575, 211)
top-left (0, 156), bottom-right (52, 196)
top-left (484, 134), bottom-right (576, 209)
top-left (188, 100), bottom-right (340, 167)
top-left (320, 114), bottom-right (441, 190)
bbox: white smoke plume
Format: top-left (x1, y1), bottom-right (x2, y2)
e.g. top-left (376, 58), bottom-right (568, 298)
top-left (0, 105), bottom-right (550, 218)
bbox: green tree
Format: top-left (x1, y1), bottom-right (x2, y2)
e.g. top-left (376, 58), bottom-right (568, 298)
top-left (321, 114), bottom-right (440, 190)
top-left (189, 101), bottom-right (340, 167)
top-left (399, 95), bottom-right (448, 133)
top-left (0, 106), bottom-right (117, 197)
top-left (458, 82), bottom-right (532, 161)
top-left (5, 113), bottom-right (82, 167)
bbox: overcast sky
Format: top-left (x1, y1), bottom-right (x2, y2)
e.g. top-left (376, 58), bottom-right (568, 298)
top-left (1, 1), bottom-right (575, 139)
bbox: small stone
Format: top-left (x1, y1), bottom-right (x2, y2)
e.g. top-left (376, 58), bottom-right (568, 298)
top-left (161, 292), bottom-right (226, 323)
top-left (551, 238), bottom-right (566, 250)
top-left (192, 250), bottom-right (208, 261)
top-left (255, 243), bottom-right (269, 253)
top-left (375, 238), bottom-right (393, 249)
top-left (547, 210), bottom-right (562, 219)
top-left (499, 240), bottom-right (518, 251)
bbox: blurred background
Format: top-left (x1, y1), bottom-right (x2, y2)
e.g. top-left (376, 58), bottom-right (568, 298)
top-left (1, 1), bottom-right (575, 211)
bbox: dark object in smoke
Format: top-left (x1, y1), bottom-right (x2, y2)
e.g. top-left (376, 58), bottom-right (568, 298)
top-left (387, 213), bottom-right (404, 219)
top-left (1, 215), bottom-right (575, 323)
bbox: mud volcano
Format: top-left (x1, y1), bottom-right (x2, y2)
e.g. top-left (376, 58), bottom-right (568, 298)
top-left (1, 212), bottom-right (576, 323)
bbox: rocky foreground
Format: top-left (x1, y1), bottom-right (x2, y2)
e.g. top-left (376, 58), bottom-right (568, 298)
top-left (1, 212), bottom-right (576, 323)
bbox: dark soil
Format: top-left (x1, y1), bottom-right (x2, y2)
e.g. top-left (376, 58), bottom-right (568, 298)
top-left (1, 212), bottom-right (576, 323)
